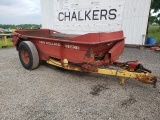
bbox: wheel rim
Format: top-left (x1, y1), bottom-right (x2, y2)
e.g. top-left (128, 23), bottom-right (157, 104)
top-left (21, 49), bottom-right (29, 64)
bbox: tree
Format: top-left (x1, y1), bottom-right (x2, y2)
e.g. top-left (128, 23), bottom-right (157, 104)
top-left (151, 0), bottom-right (160, 25)
top-left (149, 16), bottom-right (157, 24)
top-left (151, 0), bottom-right (160, 15)
top-left (0, 24), bottom-right (41, 29)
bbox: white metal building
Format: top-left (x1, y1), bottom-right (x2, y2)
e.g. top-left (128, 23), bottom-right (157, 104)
top-left (41, 0), bottom-right (151, 45)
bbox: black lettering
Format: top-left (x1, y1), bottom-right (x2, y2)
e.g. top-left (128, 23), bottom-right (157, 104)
top-left (100, 9), bottom-right (107, 20)
top-left (59, 9), bottom-right (117, 21)
top-left (109, 9), bottom-right (117, 20)
top-left (85, 10), bottom-right (91, 20)
top-left (64, 12), bottom-right (70, 21)
top-left (93, 10), bottom-right (99, 20)
top-left (58, 12), bottom-right (64, 21)
top-left (78, 11), bottom-right (84, 21)
top-left (71, 11), bottom-right (77, 21)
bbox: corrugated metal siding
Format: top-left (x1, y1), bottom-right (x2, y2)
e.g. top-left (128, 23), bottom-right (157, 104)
top-left (41, 0), bottom-right (125, 34)
top-left (122, 0), bottom-right (151, 45)
top-left (41, 0), bottom-right (54, 29)
top-left (41, 0), bottom-right (151, 45)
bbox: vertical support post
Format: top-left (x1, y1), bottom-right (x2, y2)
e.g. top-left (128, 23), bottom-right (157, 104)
top-left (120, 77), bottom-right (125, 85)
top-left (4, 36), bottom-right (8, 46)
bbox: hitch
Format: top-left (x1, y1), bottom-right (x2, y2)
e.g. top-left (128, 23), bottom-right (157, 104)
top-left (112, 61), bottom-right (157, 87)
top-left (135, 72), bottom-right (157, 88)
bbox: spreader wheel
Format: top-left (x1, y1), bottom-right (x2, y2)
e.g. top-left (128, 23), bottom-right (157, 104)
top-left (18, 41), bottom-right (39, 70)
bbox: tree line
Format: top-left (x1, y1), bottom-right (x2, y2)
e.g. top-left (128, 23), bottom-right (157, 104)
top-left (0, 24), bottom-right (41, 29)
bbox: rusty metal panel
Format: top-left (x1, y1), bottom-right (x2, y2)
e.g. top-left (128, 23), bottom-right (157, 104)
top-left (13, 29), bottom-right (124, 65)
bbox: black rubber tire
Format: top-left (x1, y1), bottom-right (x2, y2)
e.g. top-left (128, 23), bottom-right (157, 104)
top-left (18, 41), bottom-right (39, 70)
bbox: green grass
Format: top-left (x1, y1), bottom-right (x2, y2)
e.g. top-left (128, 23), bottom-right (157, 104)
top-left (0, 38), bottom-right (13, 48)
top-left (147, 25), bottom-right (160, 43)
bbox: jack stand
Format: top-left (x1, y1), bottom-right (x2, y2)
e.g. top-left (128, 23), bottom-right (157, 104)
top-left (120, 77), bottom-right (125, 85)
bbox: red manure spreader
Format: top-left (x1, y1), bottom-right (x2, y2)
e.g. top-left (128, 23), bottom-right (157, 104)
top-left (12, 29), bottom-right (157, 87)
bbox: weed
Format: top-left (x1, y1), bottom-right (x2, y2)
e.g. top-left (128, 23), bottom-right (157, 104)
top-left (147, 25), bottom-right (160, 43)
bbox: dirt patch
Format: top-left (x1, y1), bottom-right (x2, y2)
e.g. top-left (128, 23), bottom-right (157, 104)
top-left (121, 95), bottom-right (137, 108)
top-left (90, 84), bottom-right (109, 96)
top-left (25, 110), bottom-right (55, 120)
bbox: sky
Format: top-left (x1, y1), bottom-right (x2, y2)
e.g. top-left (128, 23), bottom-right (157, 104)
top-left (0, 0), bottom-right (41, 25)
top-left (0, 0), bottom-right (159, 25)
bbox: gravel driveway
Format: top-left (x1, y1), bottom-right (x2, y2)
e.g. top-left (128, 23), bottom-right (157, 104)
top-left (0, 47), bottom-right (160, 120)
